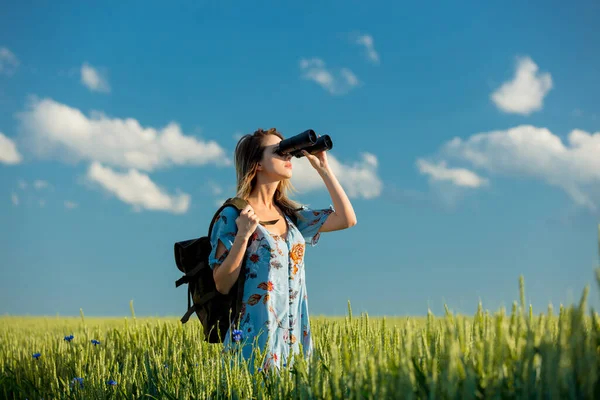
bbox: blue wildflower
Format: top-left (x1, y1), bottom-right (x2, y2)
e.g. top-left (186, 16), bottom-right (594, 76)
top-left (232, 329), bottom-right (243, 342)
top-left (91, 339), bottom-right (100, 345)
top-left (107, 379), bottom-right (117, 386)
top-left (64, 334), bottom-right (74, 342)
top-left (70, 377), bottom-right (83, 388)
top-left (32, 352), bottom-right (41, 359)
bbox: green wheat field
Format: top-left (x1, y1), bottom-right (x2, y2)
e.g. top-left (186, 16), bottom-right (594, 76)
top-left (2, 228), bottom-right (599, 399)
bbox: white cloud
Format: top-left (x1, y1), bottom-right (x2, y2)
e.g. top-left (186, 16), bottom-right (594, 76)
top-left (38, 199), bottom-right (45, 207)
top-left (233, 132), bottom-right (244, 141)
top-left (0, 132), bottom-right (22, 164)
top-left (210, 182), bottom-right (223, 196)
top-left (18, 180), bottom-right (27, 189)
top-left (33, 180), bottom-right (49, 190)
top-left (200, 181), bottom-right (227, 207)
top-left (16, 97), bottom-right (231, 171)
top-left (299, 58), bottom-right (360, 95)
top-left (215, 198), bottom-right (227, 207)
top-left (11, 193), bottom-right (19, 206)
top-left (438, 125), bottom-right (600, 210)
top-left (0, 47), bottom-right (19, 76)
top-left (416, 159), bottom-right (489, 188)
top-left (491, 56), bottom-right (552, 115)
top-left (290, 151), bottom-right (382, 199)
top-left (64, 200), bottom-right (78, 209)
top-left (340, 68), bottom-right (359, 86)
top-left (81, 62), bottom-right (111, 93)
top-left (86, 161), bottom-right (190, 214)
top-left (355, 34), bottom-right (380, 64)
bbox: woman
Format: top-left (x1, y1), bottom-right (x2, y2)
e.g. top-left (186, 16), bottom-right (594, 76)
top-left (208, 128), bottom-right (357, 372)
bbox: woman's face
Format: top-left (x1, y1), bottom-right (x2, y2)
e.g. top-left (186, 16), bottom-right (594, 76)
top-left (257, 135), bottom-right (293, 180)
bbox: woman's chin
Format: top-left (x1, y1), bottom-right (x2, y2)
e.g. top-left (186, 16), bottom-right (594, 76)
top-left (279, 170), bottom-right (292, 180)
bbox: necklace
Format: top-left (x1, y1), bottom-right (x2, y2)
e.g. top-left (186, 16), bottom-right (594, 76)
top-left (260, 219), bottom-right (279, 226)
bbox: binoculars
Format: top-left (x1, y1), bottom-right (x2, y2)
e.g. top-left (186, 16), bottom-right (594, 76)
top-left (274, 129), bottom-right (333, 158)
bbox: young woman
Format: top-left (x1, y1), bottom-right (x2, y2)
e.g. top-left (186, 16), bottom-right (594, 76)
top-left (208, 128), bottom-right (357, 372)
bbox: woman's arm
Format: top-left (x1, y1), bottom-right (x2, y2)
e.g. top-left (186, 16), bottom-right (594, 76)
top-left (301, 148), bottom-right (358, 232)
top-left (212, 233), bottom-right (251, 294)
top-left (317, 166), bottom-right (357, 232)
top-left (211, 205), bottom-right (258, 295)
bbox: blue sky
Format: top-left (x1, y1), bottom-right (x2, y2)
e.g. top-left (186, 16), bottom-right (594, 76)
top-left (1, 0), bottom-right (599, 318)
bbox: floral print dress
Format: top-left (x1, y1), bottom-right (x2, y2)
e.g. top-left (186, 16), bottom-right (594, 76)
top-left (208, 204), bottom-right (334, 371)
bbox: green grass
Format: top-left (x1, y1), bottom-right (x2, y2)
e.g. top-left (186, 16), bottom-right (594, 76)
top-left (1, 225), bottom-right (599, 399)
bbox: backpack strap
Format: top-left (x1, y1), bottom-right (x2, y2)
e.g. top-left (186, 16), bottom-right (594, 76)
top-left (175, 259), bottom-right (205, 287)
top-left (180, 289), bottom-right (220, 324)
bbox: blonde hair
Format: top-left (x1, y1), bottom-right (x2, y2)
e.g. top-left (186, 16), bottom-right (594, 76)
top-left (234, 128), bottom-right (304, 223)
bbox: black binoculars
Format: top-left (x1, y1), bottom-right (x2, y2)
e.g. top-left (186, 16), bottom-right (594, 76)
top-left (274, 129), bottom-right (333, 158)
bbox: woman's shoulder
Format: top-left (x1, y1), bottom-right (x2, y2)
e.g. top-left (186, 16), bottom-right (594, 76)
top-left (212, 203), bottom-right (242, 227)
top-left (220, 203), bottom-right (243, 218)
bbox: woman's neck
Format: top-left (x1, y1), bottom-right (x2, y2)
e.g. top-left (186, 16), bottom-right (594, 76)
top-left (247, 183), bottom-right (279, 210)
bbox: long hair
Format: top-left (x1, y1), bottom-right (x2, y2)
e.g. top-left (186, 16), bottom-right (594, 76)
top-left (234, 128), bottom-right (304, 224)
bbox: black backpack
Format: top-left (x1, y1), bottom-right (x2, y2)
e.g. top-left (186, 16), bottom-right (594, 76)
top-left (174, 197), bottom-right (280, 343)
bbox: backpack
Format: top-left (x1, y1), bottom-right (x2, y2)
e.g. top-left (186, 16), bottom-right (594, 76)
top-left (174, 197), bottom-right (280, 343)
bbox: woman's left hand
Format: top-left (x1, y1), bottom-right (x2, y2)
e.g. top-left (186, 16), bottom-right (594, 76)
top-left (301, 148), bottom-right (329, 173)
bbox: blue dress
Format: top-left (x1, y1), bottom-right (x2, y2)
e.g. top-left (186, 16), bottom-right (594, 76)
top-left (208, 203), bottom-right (334, 371)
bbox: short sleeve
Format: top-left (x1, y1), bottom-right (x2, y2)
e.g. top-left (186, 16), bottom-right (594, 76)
top-left (294, 205), bottom-right (335, 246)
top-left (208, 206), bottom-right (240, 270)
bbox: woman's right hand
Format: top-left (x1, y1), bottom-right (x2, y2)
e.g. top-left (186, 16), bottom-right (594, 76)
top-left (236, 205), bottom-right (259, 239)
